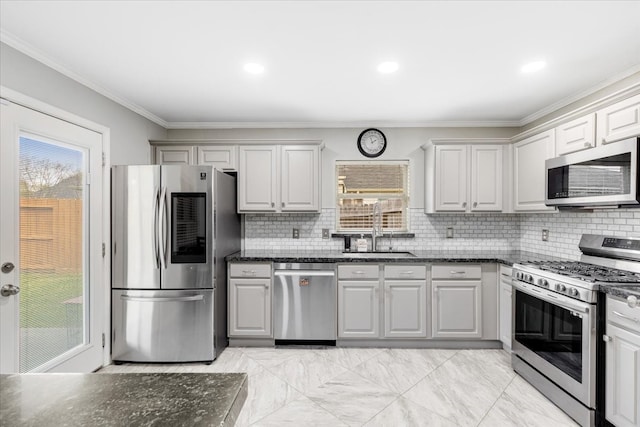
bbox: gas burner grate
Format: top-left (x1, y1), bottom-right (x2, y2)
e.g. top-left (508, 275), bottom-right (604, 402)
top-left (524, 261), bottom-right (640, 284)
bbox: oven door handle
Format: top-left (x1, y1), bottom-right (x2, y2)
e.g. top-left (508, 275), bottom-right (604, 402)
top-left (512, 280), bottom-right (591, 314)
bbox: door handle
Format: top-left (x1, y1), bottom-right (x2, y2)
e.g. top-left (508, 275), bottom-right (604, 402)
top-left (154, 187), bottom-right (160, 269)
top-left (1, 284), bottom-right (20, 297)
top-left (121, 295), bottom-right (203, 302)
top-left (158, 186), bottom-right (168, 269)
top-left (1, 262), bottom-right (15, 273)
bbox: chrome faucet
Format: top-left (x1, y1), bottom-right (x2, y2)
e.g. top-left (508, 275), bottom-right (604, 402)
top-left (372, 202), bottom-right (382, 252)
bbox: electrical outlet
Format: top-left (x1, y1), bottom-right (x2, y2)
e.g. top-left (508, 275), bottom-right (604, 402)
top-left (542, 229), bottom-right (549, 241)
top-left (322, 229), bottom-right (330, 239)
top-left (446, 227), bottom-right (454, 238)
top-left (292, 228), bottom-right (299, 239)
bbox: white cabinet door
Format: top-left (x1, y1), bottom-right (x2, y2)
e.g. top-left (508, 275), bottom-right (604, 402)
top-left (384, 280), bottom-right (427, 338)
top-left (470, 145), bottom-right (503, 211)
top-left (155, 145), bottom-right (194, 164)
top-left (513, 130), bottom-right (556, 211)
top-left (197, 145), bottom-right (237, 171)
top-left (435, 145), bottom-right (467, 211)
top-left (432, 280), bottom-right (482, 338)
top-left (606, 323), bottom-right (640, 427)
top-left (238, 145), bottom-right (278, 212)
top-left (597, 94), bottom-right (640, 145)
top-left (281, 145), bottom-right (319, 212)
top-left (228, 278), bottom-right (272, 337)
top-left (338, 280), bottom-right (380, 338)
top-left (555, 113), bottom-right (596, 155)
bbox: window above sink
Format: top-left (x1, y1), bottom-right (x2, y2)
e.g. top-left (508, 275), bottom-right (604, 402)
top-left (336, 160), bottom-right (410, 232)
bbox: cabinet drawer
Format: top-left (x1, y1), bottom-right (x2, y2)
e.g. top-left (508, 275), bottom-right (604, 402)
top-left (432, 264), bottom-right (481, 280)
top-left (384, 265), bottom-right (427, 280)
top-left (338, 264), bottom-right (379, 279)
top-left (607, 295), bottom-right (640, 333)
top-left (229, 263), bottom-right (271, 278)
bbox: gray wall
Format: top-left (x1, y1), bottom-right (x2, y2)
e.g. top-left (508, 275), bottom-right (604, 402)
top-left (0, 42), bottom-right (166, 164)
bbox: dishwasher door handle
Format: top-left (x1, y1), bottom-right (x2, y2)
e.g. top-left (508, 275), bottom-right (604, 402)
top-left (274, 270), bottom-right (335, 277)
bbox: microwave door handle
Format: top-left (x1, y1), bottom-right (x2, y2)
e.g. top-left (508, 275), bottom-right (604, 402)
top-left (159, 186), bottom-right (167, 270)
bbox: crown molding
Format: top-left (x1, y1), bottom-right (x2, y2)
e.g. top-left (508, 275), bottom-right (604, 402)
top-left (518, 64), bottom-right (640, 127)
top-left (511, 80), bottom-right (640, 142)
top-left (1, 30), bottom-right (168, 128)
top-left (165, 120), bottom-right (520, 129)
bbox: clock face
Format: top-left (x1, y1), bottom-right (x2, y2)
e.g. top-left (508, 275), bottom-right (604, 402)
top-left (357, 129), bottom-right (387, 158)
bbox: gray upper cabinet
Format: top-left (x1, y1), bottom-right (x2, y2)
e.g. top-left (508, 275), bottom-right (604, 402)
top-left (154, 145), bottom-right (194, 165)
top-left (238, 144), bottom-right (321, 213)
top-left (513, 130), bottom-right (556, 212)
top-left (597, 93), bottom-right (640, 145)
top-left (197, 145), bottom-right (237, 171)
top-left (555, 113), bottom-right (596, 156)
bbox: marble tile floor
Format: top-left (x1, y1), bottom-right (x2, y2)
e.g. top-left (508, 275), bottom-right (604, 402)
top-left (99, 347), bottom-right (579, 427)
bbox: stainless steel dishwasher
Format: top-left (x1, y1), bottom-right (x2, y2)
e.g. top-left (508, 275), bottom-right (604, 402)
top-left (273, 263), bottom-right (337, 342)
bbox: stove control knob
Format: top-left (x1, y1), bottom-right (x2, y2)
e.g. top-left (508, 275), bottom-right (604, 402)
top-left (556, 284), bottom-right (567, 292)
top-left (569, 288), bottom-right (579, 297)
top-left (516, 272), bottom-right (522, 280)
top-left (527, 275), bottom-right (534, 283)
top-left (628, 295), bottom-right (638, 309)
top-left (538, 279), bottom-right (549, 288)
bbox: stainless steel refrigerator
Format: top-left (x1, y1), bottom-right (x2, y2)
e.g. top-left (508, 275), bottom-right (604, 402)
top-left (110, 165), bottom-right (240, 363)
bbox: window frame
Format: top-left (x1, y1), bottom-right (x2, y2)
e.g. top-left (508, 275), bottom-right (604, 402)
top-left (335, 160), bottom-right (410, 233)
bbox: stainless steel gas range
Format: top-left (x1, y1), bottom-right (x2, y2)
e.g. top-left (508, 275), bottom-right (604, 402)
top-left (511, 234), bottom-right (640, 427)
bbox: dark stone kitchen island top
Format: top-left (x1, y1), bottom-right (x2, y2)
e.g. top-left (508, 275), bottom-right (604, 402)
top-left (0, 372), bottom-right (247, 426)
top-left (226, 249), bottom-right (564, 266)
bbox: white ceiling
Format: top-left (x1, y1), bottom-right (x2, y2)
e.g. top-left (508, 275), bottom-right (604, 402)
top-left (1, 1), bottom-right (640, 128)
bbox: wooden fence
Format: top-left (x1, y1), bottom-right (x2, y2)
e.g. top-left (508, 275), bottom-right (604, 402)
top-left (20, 198), bottom-right (82, 273)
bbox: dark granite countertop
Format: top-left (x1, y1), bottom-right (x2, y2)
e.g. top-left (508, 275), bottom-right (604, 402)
top-left (226, 250), bottom-right (565, 266)
top-left (599, 284), bottom-right (640, 299)
top-left (0, 372), bottom-right (247, 426)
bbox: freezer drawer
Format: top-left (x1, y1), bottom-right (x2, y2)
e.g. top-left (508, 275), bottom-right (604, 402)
top-left (112, 289), bottom-right (214, 362)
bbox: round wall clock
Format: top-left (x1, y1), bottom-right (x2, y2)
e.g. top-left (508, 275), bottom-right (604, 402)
top-left (357, 128), bottom-right (387, 158)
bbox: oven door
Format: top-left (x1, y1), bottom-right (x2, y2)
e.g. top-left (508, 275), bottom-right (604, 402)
top-left (512, 280), bottom-right (596, 408)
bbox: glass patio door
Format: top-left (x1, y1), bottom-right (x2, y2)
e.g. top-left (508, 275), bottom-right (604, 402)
top-left (0, 100), bottom-right (104, 373)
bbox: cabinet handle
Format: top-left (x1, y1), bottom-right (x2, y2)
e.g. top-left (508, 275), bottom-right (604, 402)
top-left (271, 202), bottom-right (275, 208)
top-left (400, 271), bottom-right (414, 275)
top-left (602, 335), bottom-right (611, 342)
top-left (584, 142), bottom-right (591, 148)
top-left (353, 271), bottom-right (365, 275)
top-left (462, 202), bottom-right (467, 208)
top-left (473, 202), bottom-right (477, 208)
top-left (612, 310), bottom-right (640, 324)
top-left (450, 271), bottom-right (466, 275)
top-left (282, 202), bottom-right (285, 208)
top-left (265, 284), bottom-right (270, 289)
top-left (242, 270), bottom-right (256, 276)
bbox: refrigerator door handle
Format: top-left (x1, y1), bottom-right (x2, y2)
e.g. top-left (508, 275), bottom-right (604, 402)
top-left (153, 186), bottom-right (160, 269)
top-left (159, 185), bottom-right (168, 269)
top-left (121, 295), bottom-right (204, 302)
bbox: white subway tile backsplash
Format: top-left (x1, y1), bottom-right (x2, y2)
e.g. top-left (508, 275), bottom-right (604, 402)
top-left (243, 207), bottom-right (640, 260)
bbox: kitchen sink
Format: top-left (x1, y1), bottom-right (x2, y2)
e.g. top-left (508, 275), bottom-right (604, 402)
top-left (342, 251), bottom-right (416, 259)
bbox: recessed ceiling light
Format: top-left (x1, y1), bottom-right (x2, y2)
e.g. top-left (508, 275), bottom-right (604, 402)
top-left (244, 63), bottom-right (265, 74)
top-left (521, 60), bottom-right (546, 73)
top-left (377, 61), bottom-right (399, 74)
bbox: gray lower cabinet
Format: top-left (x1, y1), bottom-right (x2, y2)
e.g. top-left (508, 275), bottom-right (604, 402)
top-left (228, 263), bottom-right (272, 337)
top-left (605, 295), bottom-right (640, 427)
top-left (431, 264), bottom-right (482, 339)
top-left (499, 265), bottom-right (513, 350)
top-left (383, 265), bottom-right (427, 338)
top-left (338, 280), bottom-right (380, 338)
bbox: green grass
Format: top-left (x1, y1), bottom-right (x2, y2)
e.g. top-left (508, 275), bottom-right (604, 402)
top-left (19, 272), bottom-right (83, 328)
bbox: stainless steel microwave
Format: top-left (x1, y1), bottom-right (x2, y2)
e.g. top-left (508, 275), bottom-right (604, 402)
top-left (545, 137), bottom-right (639, 208)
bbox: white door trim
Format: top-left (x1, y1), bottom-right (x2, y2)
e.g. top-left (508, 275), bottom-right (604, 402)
top-left (1, 86), bottom-right (111, 368)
